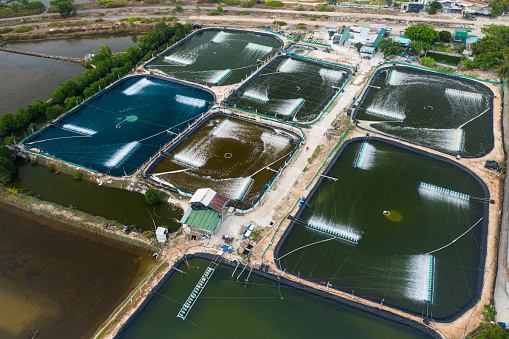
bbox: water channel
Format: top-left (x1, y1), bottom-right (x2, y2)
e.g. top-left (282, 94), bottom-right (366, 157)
top-left (0, 201), bottom-right (156, 338)
top-left (11, 158), bottom-right (183, 232)
top-left (0, 51), bottom-right (84, 115)
top-left (117, 258), bottom-right (434, 339)
top-left (4, 34), bottom-right (142, 58)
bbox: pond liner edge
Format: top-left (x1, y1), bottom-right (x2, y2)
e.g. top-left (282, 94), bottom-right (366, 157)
top-left (21, 73), bottom-right (216, 178)
top-left (144, 112), bottom-right (302, 210)
top-left (113, 252), bottom-right (440, 339)
top-left (224, 54), bottom-right (352, 124)
top-left (351, 65), bottom-right (495, 159)
top-left (273, 136), bottom-right (490, 323)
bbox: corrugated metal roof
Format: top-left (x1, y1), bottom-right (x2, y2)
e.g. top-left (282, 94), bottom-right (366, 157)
top-left (185, 209), bottom-right (220, 232)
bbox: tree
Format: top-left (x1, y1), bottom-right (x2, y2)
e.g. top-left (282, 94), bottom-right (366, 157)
top-left (50, 0), bottom-right (77, 17)
top-left (0, 146), bottom-right (16, 184)
top-left (91, 44), bottom-right (112, 64)
top-left (489, 0), bottom-right (509, 17)
top-left (439, 30), bottom-right (452, 42)
top-left (45, 106), bottom-right (65, 120)
top-left (420, 56), bottom-right (436, 67)
top-left (142, 230), bottom-right (155, 239)
top-left (0, 113), bottom-right (19, 136)
top-left (64, 96), bottom-right (82, 110)
top-left (216, 5), bottom-right (224, 12)
top-left (354, 42), bottom-right (363, 50)
top-left (73, 170), bottom-right (82, 180)
top-left (496, 54), bottom-right (509, 79)
top-left (404, 24), bottom-right (439, 44)
top-left (410, 40), bottom-right (430, 55)
top-left (377, 38), bottom-right (405, 56)
top-left (428, 0), bottom-right (442, 14)
top-left (145, 188), bottom-right (160, 205)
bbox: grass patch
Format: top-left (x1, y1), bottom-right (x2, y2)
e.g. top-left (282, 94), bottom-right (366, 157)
top-left (307, 145), bottom-right (322, 164)
top-left (266, 0), bottom-right (284, 6)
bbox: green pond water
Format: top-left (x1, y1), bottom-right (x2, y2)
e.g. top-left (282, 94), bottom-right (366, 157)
top-left (11, 158), bottom-right (183, 232)
top-left (229, 56), bottom-right (349, 122)
top-left (355, 68), bottom-right (492, 157)
top-left (23, 75), bottom-right (214, 177)
top-left (425, 52), bottom-right (462, 67)
top-left (0, 51), bottom-right (84, 115)
top-left (276, 139), bottom-right (486, 319)
top-left (118, 258), bottom-right (433, 339)
top-left (0, 201), bottom-right (156, 338)
top-left (146, 30), bottom-right (282, 85)
top-left (4, 34), bottom-right (142, 59)
top-left (149, 116), bottom-right (299, 209)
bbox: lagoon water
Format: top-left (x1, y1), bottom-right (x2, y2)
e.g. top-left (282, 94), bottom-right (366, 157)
top-left (0, 201), bottom-right (155, 338)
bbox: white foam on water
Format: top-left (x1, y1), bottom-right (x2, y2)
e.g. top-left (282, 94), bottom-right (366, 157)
top-left (365, 124), bottom-right (465, 153)
top-left (307, 215), bottom-right (361, 242)
top-left (175, 94), bottom-right (207, 108)
top-left (365, 107), bottom-right (406, 121)
top-left (245, 42), bottom-right (273, 53)
top-left (209, 69), bottom-right (231, 84)
top-left (104, 141), bottom-right (140, 168)
top-left (62, 124), bottom-right (97, 136)
top-left (261, 131), bottom-right (291, 152)
top-left (277, 58), bottom-right (304, 73)
top-left (275, 98), bottom-right (305, 117)
top-left (354, 142), bottom-right (376, 170)
top-left (445, 88), bottom-right (483, 102)
top-left (319, 68), bottom-right (345, 82)
top-left (210, 120), bottom-right (240, 139)
top-left (228, 177), bottom-right (253, 201)
top-left (418, 184), bottom-right (470, 207)
top-left (243, 88), bottom-right (269, 102)
top-left (211, 31), bottom-right (230, 43)
top-left (405, 255), bottom-right (434, 303)
top-left (122, 78), bottom-right (154, 96)
top-left (163, 54), bottom-right (195, 65)
top-left (173, 150), bottom-right (208, 169)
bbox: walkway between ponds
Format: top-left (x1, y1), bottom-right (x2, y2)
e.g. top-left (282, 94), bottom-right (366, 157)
top-left (0, 46), bottom-right (83, 63)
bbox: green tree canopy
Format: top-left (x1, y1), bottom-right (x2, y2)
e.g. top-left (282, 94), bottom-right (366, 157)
top-left (439, 30), bottom-right (451, 42)
top-left (50, 0), bottom-right (77, 17)
top-left (404, 24), bottom-right (439, 44)
top-left (377, 38), bottom-right (405, 56)
top-left (145, 188), bottom-right (160, 205)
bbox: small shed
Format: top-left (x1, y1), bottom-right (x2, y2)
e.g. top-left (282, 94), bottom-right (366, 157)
top-left (156, 227), bottom-right (168, 243)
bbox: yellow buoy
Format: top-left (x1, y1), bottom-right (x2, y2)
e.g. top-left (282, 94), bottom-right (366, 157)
top-left (384, 210), bottom-right (403, 222)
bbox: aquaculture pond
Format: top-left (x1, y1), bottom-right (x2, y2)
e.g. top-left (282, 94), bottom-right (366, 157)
top-left (146, 29), bottom-right (282, 85)
top-left (228, 56), bottom-right (350, 122)
top-left (11, 159), bottom-right (183, 232)
top-left (424, 52), bottom-right (462, 67)
top-left (23, 75), bottom-right (215, 177)
top-left (0, 201), bottom-right (155, 339)
top-left (0, 51), bottom-right (84, 115)
top-left (276, 139), bottom-right (487, 320)
top-left (4, 34), bottom-right (143, 59)
top-left (149, 116), bottom-right (299, 209)
top-left (354, 67), bottom-right (492, 157)
top-left (117, 258), bottom-right (434, 339)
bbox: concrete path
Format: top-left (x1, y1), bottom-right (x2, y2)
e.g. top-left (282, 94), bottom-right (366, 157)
top-left (495, 80), bottom-right (509, 322)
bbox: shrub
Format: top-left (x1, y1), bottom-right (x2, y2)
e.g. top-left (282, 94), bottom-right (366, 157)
top-left (29, 157), bottom-right (37, 165)
top-left (296, 23), bottom-right (307, 30)
top-left (266, 0), bottom-right (283, 6)
top-left (73, 170), bottom-right (82, 180)
top-left (142, 230), bottom-right (155, 239)
top-left (239, 10), bottom-right (249, 14)
top-left (420, 56), bottom-right (436, 67)
top-left (145, 188), bottom-right (160, 205)
top-left (216, 5), bottom-right (224, 12)
top-left (316, 4), bottom-right (334, 11)
top-left (207, 10), bottom-right (221, 15)
top-left (273, 20), bottom-right (286, 26)
top-left (171, 4), bottom-right (182, 11)
top-left (48, 163), bottom-right (56, 171)
top-left (222, 0), bottom-right (238, 4)
top-left (45, 105), bottom-right (65, 120)
top-left (0, 27), bottom-right (13, 34)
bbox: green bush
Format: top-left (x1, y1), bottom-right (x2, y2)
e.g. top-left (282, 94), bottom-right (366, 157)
top-left (222, 0), bottom-right (238, 4)
top-left (239, 10), bottom-right (249, 14)
top-left (145, 188), bottom-right (160, 205)
top-left (171, 4), bottom-right (182, 12)
top-left (48, 163), bottom-right (56, 171)
top-left (420, 56), bottom-right (436, 67)
top-left (142, 230), bottom-right (155, 239)
top-left (296, 23), bottom-right (307, 30)
top-left (0, 27), bottom-right (13, 34)
top-left (273, 20), bottom-right (286, 26)
top-left (266, 0), bottom-right (283, 6)
top-left (216, 5), bottom-right (224, 12)
top-left (316, 4), bottom-right (334, 11)
top-left (73, 170), bottom-right (82, 180)
top-left (207, 10), bottom-right (221, 15)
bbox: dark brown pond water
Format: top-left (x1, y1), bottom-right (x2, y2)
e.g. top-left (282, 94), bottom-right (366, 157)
top-left (0, 201), bottom-right (156, 338)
